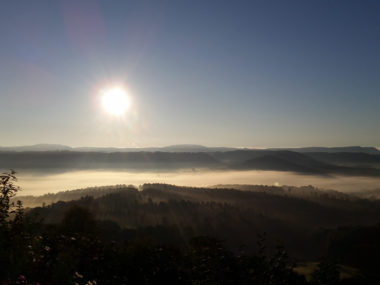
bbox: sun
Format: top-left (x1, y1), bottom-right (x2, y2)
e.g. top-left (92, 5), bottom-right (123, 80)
top-left (102, 87), bottom-right (130, 116)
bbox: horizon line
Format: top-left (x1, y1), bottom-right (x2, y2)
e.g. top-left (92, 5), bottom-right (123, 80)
top-left (0, 143), bottom-right (379, 150)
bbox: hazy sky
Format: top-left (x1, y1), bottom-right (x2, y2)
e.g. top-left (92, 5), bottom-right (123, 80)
top-left (1, 0), bottom-right (379, 148)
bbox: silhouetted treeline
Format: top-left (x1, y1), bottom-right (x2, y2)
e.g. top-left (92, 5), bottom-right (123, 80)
top-left (26, 183), bottom-right (380, 261)
top-left (2, 172), bottom-right (380, 283)
top-left (19, 184), bottom-right (136, 208)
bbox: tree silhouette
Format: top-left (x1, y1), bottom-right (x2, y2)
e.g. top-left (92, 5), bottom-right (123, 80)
top-left (0, 170), bottom-right (20, 226)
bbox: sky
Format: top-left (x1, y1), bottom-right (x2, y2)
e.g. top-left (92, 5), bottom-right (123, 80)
top-left (0, 0), bottom-right (379, 148)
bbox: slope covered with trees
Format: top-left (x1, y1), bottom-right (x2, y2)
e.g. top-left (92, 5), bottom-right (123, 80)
top-left (2, 171), bottom-right (380, 283)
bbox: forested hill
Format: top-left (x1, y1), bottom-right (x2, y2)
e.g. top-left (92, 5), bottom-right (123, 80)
top-left (24, 183), bottom-right (380, 260)
top-left (17, 184), bottom-right (136, 208)
top-left (17, 183), bottom-right (379, 209)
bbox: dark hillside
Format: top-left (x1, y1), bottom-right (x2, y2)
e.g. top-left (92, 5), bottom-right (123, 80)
top-left (27, 184), bottom-right (380, 259)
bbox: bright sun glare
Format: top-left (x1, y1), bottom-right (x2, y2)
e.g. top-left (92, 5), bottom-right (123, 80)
top-left (102, 87), bottom-right (130, 116)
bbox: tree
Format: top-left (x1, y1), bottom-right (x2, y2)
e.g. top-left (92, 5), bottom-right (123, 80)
top-left (0, 170), bottom-right (27, 281)
top-left (311, 259), bottom-right (340, 285)
top-left (0, 169), bottom-right (21, 227)
top-left (61, 205), bottom-right (97, 234)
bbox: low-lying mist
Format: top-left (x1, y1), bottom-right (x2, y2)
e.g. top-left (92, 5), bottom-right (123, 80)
top-left (15, 169), bottom-right (380, 196)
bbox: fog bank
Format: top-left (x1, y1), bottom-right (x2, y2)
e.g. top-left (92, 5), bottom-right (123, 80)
top-left (14, 170), bottom-right (380, 196)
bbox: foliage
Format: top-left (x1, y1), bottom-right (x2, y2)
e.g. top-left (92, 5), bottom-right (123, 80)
top-left (311, 259), bottom-right (340, 285)
top-left (0, 170), bottom-right (20, 225)
top-left (0, 172), bottom-right (378, 284)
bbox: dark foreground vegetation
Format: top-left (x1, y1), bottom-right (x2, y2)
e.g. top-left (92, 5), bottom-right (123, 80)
top-left (2, 171), bottom-right (380, 284)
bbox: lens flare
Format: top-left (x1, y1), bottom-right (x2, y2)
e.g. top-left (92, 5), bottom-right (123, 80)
top-left (102, 87), bottom-right (130, 116)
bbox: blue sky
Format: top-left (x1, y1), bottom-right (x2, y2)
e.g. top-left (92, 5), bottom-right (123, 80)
top-left (0, 0), bottom-right (379, 147)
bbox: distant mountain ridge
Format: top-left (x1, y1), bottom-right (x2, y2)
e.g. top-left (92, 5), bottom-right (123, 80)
top-left (0, 147), bottom-right (379, 177)
top-left (0, 144), bottom-right (234, 153)
top-left (269, 146), bottom-right (380, 155)
top-left (0, 144), bottom-right (378, 154)
top-left (0, 144), bottom-right (72, 152)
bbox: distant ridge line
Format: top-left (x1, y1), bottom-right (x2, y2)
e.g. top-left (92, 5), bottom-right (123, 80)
top-left (0, 144), bottom-right (378, 154)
